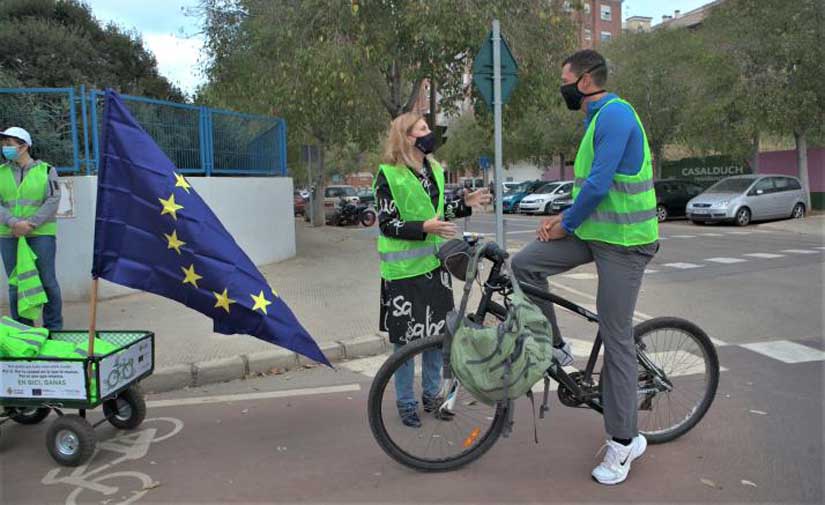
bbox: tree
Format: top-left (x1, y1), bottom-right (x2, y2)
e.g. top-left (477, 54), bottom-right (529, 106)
top-left (199, 0), bottom-right (578, 223)
top-left (700, 0), bottom-right (825, 205)
top-left (0, 0), bottom-right (183, 100)
top-left (603, 28), bottom-right (702, 179)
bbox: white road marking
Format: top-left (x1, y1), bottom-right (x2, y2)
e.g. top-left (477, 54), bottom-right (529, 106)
top-left (663, 262), bottom-right (704, 269)
top-left (562, 272), bottom-right (598, 280)
top-left (670, 235), bottom-right (697, 239)
top-left (781, 249), bottom-right (819, 255)
top-left (706, 257), bottom-right (748, 264)
top-left (729, 231), bottom-right (753, 235)
top-left (550, 281), bottom-right (654, 321)
top-left (147, 384), bottom-right (362, 408)
top-left (709, 337), bottom-right (729, 347)
top-left (644, 269), bottom-right (659, 274)
top-left (745, 253), bottom-right (785, 259)
top-left (699, 233), bottom-right (725, 237)
top-left (739, 340), bottom-right (825, 364)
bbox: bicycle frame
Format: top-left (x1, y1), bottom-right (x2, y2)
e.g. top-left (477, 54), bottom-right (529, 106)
top-left (446, 245), bottom-right (668, 415)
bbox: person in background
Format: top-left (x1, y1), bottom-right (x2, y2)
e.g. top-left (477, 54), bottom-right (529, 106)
top-left (0, 127), bottom-right (63, 330)
top-left (374, 112), bottom-right (490, 428)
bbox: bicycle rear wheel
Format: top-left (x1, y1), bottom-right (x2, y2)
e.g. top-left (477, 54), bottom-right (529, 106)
top-left (367, 333), bottom-right (509, 472)
top-left (634, 317), bottom-right (720, 444)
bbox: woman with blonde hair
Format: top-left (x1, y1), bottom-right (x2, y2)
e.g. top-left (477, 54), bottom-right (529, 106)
top-left (375, 112), bottom-right (490, 428)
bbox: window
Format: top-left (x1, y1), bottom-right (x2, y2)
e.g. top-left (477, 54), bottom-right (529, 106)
top-left (773, 177), bottom-right (791, 192)
top-left (584, 2), bottom-right (591, 14)
top-left (559, 183), bottom-right (573, 194)
top-left (752, 178), bottom-right (775, 195)
top-left (584, 28), bottom-right (592, 40)
top-left (600, 31), bottom-right (612, 42)
top-left (600, 4), bottom-right (612, 21)
top-left (686, 183), bottom-right (705, 196)
top-left (787, 178), bottom-right (802, 190)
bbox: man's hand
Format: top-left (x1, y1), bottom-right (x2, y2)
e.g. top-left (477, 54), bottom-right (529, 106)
top-left (423, 218), bottom-right (458, 239)
top-left (537, 214), bottom-right (567, 242)
top-left (12, 221), bottom-right (34, 238)
top-left (463, 188), bottom-right (492, 208)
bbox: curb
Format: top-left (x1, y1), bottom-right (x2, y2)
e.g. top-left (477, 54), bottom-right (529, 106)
top-left (140, 333), bottom-right (390, 394)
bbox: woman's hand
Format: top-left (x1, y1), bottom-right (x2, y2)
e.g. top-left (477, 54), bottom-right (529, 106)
top-left (463, 188), bottom-right (492, 208)
top-left (423, 218), bottom-right (458, 239)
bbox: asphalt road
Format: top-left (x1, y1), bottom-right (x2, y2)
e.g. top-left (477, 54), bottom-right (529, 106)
top-left (2, 213), bottom-right (822, 505)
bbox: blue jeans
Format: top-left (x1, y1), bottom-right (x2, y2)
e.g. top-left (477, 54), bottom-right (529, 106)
top-left (393, 343), bottom-right (443, 412)
top-left (1, 236), bottom-right (63, 330)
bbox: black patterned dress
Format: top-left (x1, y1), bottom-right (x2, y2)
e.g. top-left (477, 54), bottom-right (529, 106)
top-left (376, 159), bottom-right (472, 345)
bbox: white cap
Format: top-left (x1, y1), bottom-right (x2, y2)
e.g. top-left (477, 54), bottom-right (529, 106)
top-left (0, 127), bottom-right (33, 147)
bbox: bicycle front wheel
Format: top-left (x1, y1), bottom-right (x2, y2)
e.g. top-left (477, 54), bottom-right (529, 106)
top-left (634, 317), bottom-right (720, 444)
top-left (367, 333), bottom-right (509, 472)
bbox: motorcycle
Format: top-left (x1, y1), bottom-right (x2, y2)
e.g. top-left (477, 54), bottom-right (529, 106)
top-left (333, 198), bottom-right (377, 227)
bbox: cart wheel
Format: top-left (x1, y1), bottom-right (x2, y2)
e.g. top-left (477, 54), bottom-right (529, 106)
top-left (103, 386), bottom-right (146, 430)
top-left (46, 415), bottom-right (96, 466)
top-left (11, 407), bottom-right (51, 425)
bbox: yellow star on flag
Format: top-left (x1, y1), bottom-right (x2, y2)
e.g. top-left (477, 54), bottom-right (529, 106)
top-left (174, 172), bottom-right (192, 193)
top-left (213, 288), bottom-right (236, 313)
top-left (181, 264), bottom-right (203, 288)
top-left (270, 286), bottom-right (279, 298)
top-left (250, 290), bottom-right (273, 315)
top-left (159, 193), bottom-right (184, 220)
top-left (164, 230), bottom-right (186, 255)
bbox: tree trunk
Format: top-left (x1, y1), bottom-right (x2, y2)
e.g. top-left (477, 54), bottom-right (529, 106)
top-left (750, 132), bottom-right (760, 174)
top-left (427, 79), bottom-right (440, 147)
top-left (652, 144), bottom-right (663, 180)
top-left (311, 143), bottom-right (326, 227)
top-left (795, 130), bottom-right (811, 208)
top-left (559, 153), bottom-right (566, 180)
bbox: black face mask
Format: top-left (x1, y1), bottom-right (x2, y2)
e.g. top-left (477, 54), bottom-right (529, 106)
top-left (414, 132), bottom-right (436, 155)
top-left (560, 63), bottom-right (605, 111)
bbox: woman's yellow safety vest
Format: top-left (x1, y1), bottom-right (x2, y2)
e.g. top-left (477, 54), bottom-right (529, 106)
top-left (0, 161), bottom-right (57, 237)
top-left (375, 160), bottom-right (446, 281)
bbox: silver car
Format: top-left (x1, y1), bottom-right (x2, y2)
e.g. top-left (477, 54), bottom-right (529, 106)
top-left (517, 180), bottom-right (574, 215)
top-left (686, 175), bottom-right (808, 226)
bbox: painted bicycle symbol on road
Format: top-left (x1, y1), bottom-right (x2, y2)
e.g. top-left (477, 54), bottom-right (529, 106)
top-left (42, 417), bottom-right (183, 505)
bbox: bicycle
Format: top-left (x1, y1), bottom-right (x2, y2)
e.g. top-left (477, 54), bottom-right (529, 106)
top-left (367, 238), bottom-right (720, 472)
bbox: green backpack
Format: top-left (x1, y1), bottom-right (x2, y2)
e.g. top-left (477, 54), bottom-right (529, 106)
top-left (449, 245), bottom-right (554, 407)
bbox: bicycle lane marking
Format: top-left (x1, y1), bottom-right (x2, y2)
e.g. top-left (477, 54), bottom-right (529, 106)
top-left (145, 383), bottom-right (361, 409)
top-left (41, 417), bottom-right (183, 505)
top-left (549, 280), bottom-right (729, 347)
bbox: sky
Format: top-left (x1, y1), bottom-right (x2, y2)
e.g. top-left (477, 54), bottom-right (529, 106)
top-left (83, 0), bottom-right (715, 97)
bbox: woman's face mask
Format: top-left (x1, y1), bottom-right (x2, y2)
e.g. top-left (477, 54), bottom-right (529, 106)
top-left (1, 145), bottom-right (20, 161)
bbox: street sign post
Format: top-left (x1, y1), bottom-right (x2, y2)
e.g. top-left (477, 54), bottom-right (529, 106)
top-left (473, 20), bottom-right (518, 249)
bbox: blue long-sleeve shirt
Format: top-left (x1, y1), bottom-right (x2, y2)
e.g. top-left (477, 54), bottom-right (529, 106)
top-left (561, 93), bottom-right (645, 234)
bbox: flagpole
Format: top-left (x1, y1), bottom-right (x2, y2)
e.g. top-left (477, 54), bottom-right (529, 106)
top-left (87, 277), bottom-right (98, 356)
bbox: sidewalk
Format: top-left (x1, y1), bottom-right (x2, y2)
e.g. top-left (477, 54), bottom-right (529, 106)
top-left (58, 222), bottom-right (386, 393)
top-left (753, 212), bottom-right (825, 236)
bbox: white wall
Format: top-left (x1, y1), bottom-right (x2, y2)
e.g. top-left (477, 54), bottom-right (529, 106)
top-left (0, 176), bottom-right (296, 304)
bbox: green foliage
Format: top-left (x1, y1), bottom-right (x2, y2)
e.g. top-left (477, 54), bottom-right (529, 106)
top-left (0, 0), bottom-right (183, 100)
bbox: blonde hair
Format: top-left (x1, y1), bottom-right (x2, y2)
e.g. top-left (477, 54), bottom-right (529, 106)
top-left (381, 112), bottom-right (431, 169)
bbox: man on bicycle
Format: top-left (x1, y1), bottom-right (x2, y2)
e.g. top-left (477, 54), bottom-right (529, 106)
top-left (511, 49), bottom-right (659, 485)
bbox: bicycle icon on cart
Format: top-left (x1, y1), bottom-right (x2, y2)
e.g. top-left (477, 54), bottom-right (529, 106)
top-left (106, 356), bottom-right (136, 390)
top-left (42, 417), bottom-right (184, 505)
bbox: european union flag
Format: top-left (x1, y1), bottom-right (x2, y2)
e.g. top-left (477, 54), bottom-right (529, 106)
top-left (92, 90), bottom-right (329, 366)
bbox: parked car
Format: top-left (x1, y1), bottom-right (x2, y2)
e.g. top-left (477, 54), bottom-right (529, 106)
top-left (501, 180), bottom-right (545, 213)
top-left (303, 185), bottom-right (361, 223)
top-left (518, 180), bottom-right (574, 215)
top-left (356, 188), bottom-right (375, 206)
top-left (293, 191), bottom-right (306, 216)
top-left (549, 195), bottom-right (574, 214)
top-left (654, 179), bottom-right (705, 222)
top-left (686, 175), bottom-right (807, 226)
top-left (444, 183), bottom-right (463, 204)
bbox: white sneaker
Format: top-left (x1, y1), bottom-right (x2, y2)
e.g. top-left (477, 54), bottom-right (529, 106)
top-left (591, 434), bottom-right (647, 485)
top-left (552, 340), bottom-right (575, 367)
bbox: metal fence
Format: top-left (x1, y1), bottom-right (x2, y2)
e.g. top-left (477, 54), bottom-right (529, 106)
top-left (0, 87), bottom-right (287, 176)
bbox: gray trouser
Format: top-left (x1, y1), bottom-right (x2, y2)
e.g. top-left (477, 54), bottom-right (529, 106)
top-left (510, 235), bottom-right (658, 440)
